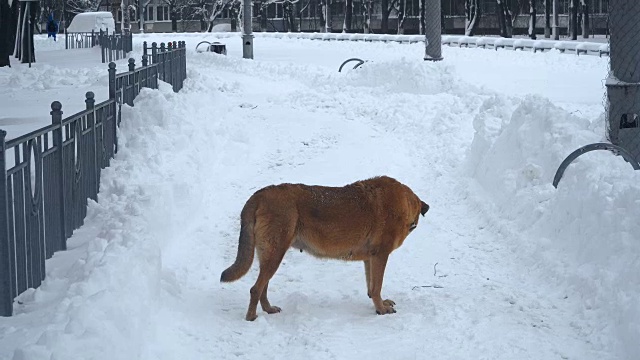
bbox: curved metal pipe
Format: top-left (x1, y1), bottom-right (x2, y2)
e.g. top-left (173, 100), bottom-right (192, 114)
top-left (552, 142), bottom-right (640, 188)
top-left (338, 58), bottom-right (365, 72)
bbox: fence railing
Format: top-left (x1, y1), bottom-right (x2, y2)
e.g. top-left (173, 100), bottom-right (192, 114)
top-left (65, 30), bottom-right (133, 64)
top-left (64, 31), bottom-right (98, 50)
top-left (100, 31), bottom-right (133, 64)
top-left (0, 41), bottom-right (187, 317)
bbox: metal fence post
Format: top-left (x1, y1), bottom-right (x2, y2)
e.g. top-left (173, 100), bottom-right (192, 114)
top-left (50, 102), bottom-right (67, 244)
top-left (128, 57), bottom-right (135, 72)
top-left (128, 58), bottom-right (136, 106)
top-left (0, 129), bottom-right (13, 317)
top-left (606, 0), bottom-right (640, 164)
top-left (424, 0), bottom-right (443, 61)
top-left (151, 42), bottom-right (158, 65)
top-left (167, 42), bottom-right (174, 90)
top-left (108, 62), bottom-right (116, 100)
top-left (108, 62), bottom-right (119, 153)
top-left (85, 91), bottom-right (99, 199)
top-left (159, 43), bottom-right (166, 82)
top-left (143, 41), bottom-right (148, 61)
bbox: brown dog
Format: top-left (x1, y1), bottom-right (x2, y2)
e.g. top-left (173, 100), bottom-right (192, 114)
top-left (220, 176), bottom-right (429, 321)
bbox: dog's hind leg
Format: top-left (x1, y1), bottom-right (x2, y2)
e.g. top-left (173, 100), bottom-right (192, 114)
top-left (364, 260), bottom-right (372, 298)
top-left (245, 248), bottom-right (287, 321)
top-left (260, 281), bottom-right (281, 314)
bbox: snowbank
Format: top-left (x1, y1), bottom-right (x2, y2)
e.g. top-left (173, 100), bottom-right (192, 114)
top-left (466, 94), bottom-right (640, 358)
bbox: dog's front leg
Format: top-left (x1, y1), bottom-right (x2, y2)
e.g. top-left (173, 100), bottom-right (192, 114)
top-left (369, 254), bottom-right (396, 315)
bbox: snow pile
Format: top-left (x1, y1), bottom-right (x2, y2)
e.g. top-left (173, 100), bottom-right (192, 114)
top-left (1, 83), bottom-right (204, 359)
top-left (467, 94), bottom-right (640, 358)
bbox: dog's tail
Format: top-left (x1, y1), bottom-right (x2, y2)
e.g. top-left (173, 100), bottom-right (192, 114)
top-left (220, 198), bottom-right (257, 282)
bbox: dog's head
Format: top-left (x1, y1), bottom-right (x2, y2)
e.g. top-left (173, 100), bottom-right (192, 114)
top-left (409, 199), bottom-right (429, 233)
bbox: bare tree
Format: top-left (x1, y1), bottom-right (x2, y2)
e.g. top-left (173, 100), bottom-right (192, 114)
top-left (568, 0), bottom-right (577, 40)
top-left (380, 0), bottom-right (398, 33)
top-left (419, 0), bottom-right (425, 35)
top-left (394, 0), bottom-right (406, 34)
top-left (580, 0), bottom-right (588, 38)
top-left (282, 0), bottom-right (296, 31)
top-left (199, 0), bottom-right (237, 32)
top-left (362, 0), bottom-right (372, 33)
top-left (322, 0), bottom-right (331, 32)
top-left (0, 0), bottom-right (19, 67)
top-left (342, 0), bottom-right (351, 32)
top-left (465, 0), bottom-right (480, 36)
top-left (544, 0), bottom-right (550, 37)
top-left (65, 0), bottom-right (102, 14)
top-left (497, 0), bottom-right (513, 37)
top-left (528, 0), bottom-right (536, 39)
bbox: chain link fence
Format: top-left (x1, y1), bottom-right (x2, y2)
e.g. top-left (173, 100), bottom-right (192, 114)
top-left (606, 0), bottom-right (640, 164)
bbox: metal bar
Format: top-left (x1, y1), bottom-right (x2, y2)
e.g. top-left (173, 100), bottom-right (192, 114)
top-left (0, 130), bottom-right (14, 316)
top-left (50, 102), bottom-right (67, 248)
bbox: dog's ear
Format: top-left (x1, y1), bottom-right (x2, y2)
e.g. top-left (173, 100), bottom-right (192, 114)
top-left (420, 201), bottom-right (430, 216)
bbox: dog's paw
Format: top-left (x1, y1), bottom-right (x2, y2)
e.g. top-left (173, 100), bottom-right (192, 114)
top-left (264, 306), bottom-right (282, 314)
top-left (245, 314), bottom-right (258, 321)
top-left (375, 305), bottom-right (397, 315)
top-left (382, 299), bottom-right (395, 307)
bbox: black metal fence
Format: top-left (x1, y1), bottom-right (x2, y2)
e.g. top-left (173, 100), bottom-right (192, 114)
top-left (65, 30), bottom-right (133, 64)
top-left (100, 31), bottom-right (133, 64)
top-left (0, 41), bottom-right (187, 317)
top-left (64, 31), bottom-right (98, 49)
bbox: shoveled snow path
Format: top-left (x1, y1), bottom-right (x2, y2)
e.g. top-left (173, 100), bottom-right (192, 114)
top-left (138, 51), bottom-right (611, 360)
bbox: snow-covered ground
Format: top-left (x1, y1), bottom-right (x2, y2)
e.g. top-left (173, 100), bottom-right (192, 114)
top-left (0, 33), bottom-right (638, 360)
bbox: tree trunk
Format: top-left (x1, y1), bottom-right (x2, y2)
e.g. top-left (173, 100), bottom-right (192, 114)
top-left (497, 0), bottom-right (512, 38)
top-left (380, 0), bottom-right (388, 33)
top-left (259, 1), bottom-right (267, 31)
top-left (544, 0), bottom-right (550, 37)
top-left (419, 0), bottom-right (425, 35)
top-left (363, 0), bottom-right (371, 33)
top-left (323, 0), bottom-right (331, 32)
top-left (170, 6), bottom-right (177, 32)
top-left (230, 7), bottom-right (237, 31)
top-left (505, 0), bottom-right (513, 37)
top-left (465, 0), bottom-right (480, 36)
top-left (17, 1), bottom-right (37, 63)
top-left (122, 0), bottom-right (131, 33)
top-left (580, 0), bottom-right (589, 38)
top-left (397, 0), bottom-right (405, 34)
top-left (528, 0), bottom-right (536, 39)
top-left (0, 0), bottom-right (16, 67)
top-left (283, 1), bottom-right (296, 32)
top-left (318, 0), bottom-right (325, 31)
top-left (569, 0), bottom-right (577, 40)
top-left (343, 0), bottom-right (352, 32)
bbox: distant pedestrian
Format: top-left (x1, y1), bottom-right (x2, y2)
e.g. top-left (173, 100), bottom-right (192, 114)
top-left (46, 14), bottom-right (59, 41)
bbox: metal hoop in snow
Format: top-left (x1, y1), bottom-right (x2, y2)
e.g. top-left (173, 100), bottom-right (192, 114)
top-left (339, 58), bottom-right (366, 72)
top-left (196, 41), bottom-right (213, 53)
top-left (552, 142), bottom-right (640, 188)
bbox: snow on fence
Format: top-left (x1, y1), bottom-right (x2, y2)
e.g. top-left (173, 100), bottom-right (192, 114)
top-left (0, 41), bottom-right (187, 317)
top-left (206, 32), bottom-right (609, 57)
